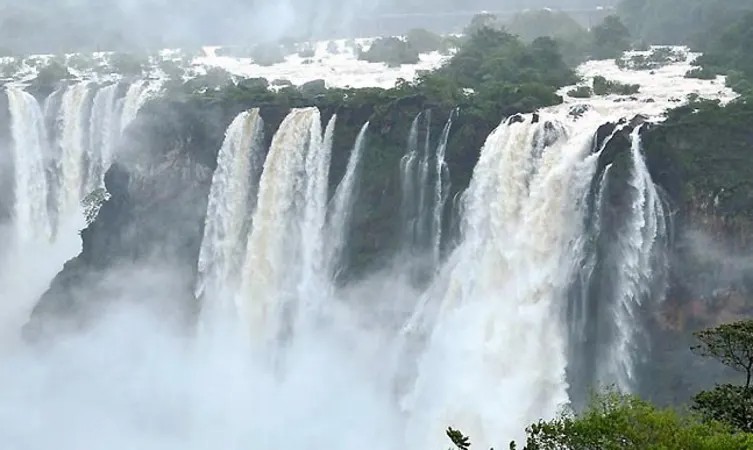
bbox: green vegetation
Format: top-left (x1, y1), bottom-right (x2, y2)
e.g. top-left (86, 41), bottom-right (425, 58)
top-left (443, 320), bottom-right (753, 449)
top-left (358, 37), bottom-right (419, 67)
top-left (685, 67), bottom-right (717, 80)
top-left (616, 47), bottom-right (687, 71)
top-left (618, 0), bottom-right (753, 47)
top-left (405, 28), bottom-right (443, 53)
top-left (32, 61), bottom-right (72, 87)
top-left (567, 85), bottom-right (592, 99)
top-left (690, 321), bottom-right (753, 432)
top-left (592, 75), bottom-right (640, 96)
top-left (108, 52), bottom-right (146, 76)
top-left (509, 393), bottom-right (753, 449)
top-left (591, 15), bottom-right (632, 60)
top-left (506, 9), bottom-right (585, 43)
top-left (688, 11), bottom-right (753, 97)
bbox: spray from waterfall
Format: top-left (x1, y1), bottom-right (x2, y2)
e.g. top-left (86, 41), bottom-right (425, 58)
top-left (196, 109), bottom-right (265, 320)
top-left (402, 114), bottom-right (601, 449)
top-left (327, 122), bottom-right (369, 279)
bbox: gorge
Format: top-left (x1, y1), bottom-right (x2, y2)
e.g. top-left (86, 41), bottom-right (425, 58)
top-left (1, 5), bottom-right (753, 449)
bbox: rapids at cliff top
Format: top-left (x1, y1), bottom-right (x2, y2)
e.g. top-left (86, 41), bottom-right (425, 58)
top-left (0, 42), bottom-right (737, 450)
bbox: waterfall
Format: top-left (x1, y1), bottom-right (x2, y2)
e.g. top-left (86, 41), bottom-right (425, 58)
top-left (56, 81), bottom-right (92, 217)
top-left (299, 114), bottom-right (336, 304)
top-left (430, 110), bottom-right (455, 267)
top-left (196, 109), bottom-right (265, 318)
top-left (403, 114), bottom-right (603, 449)
top-left (400, 113), bottom-right (422, 249)
top-left (87, 83), bottom-right (120, 192)
top-left (416, 110), bottom-right (432, 249)
top-left (239, 108), bottom-right (330, 341)
top-left (120, 80), bottom-right (158, 134)
top-left (327, 122), bottom-right (369, 278)
top-left (599, 126), bottom-right (668, 390)
top-left (6, 88), bottom-right (52, 241)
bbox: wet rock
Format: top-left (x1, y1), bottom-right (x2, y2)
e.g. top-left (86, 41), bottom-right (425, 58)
top-left (568, 104), bottom-right (591, 119)
top-left (507, 114), bottom-right (525, 125)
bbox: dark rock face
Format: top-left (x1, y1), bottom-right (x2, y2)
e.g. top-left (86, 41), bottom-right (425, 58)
top-left (27, 99), bottom-right (220, 337)
top-left (27, 91), bottom-right (487, 335)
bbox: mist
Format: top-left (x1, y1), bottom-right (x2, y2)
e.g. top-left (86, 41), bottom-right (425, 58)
top-left (0, 0), bottom-right (618, 53)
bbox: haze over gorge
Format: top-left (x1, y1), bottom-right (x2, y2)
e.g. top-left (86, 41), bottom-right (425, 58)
top-left (2, 0), bottom-right (753, 449)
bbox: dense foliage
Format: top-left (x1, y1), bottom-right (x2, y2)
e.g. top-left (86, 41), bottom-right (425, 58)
top-left (616, 47), bottom-right (687, 71)
top-left (443, 321), bottom-right (753, 449)
top-left (690, 12), bottom-right (753, 97)
top-left (617, 0), bottom-right (753, 47)
top-left (591, 15), bottom-right (632, 60)
top-left (510, 393), bottom-right (753, 449)
top-left (592, 76), bottom-right (640, 96)
top-left (358, 37), bottom-right (419, 67)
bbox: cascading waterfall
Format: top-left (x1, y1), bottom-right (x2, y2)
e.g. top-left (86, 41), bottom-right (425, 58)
top-left (299, 114), bottom-right (336, 306)
top-left (6, 88), bottom-right (52, 241)
top-left (327, 122), bottom-right (369, 278)
top-left (430, 110), bottom-right (455, 268)
top-left (598, 127), bottom-right (668, 390)
top-left (402, 114), bottom-right (609, 449)
top-left (239, 108), bottom-right (332, 341)
top-left (416, 110), bottom-right (432, 249)
top-left (400, 113), bottom-right (423, 249)
top-left (87, 83), bottom-right (120, 192)
top-left (55, 81), bottom-right (92, 217)
top-left (120, 80), bottom-right (157, 134)
top-left (196, 109), bottom-right (265, 317)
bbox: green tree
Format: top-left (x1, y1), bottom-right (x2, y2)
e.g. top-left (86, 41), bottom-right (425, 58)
top-left (591, 15), bottom-right (631, 60)
top-left (508, 392), bottom-right (753, 449)
top-left (691, 320), bottom-right (753, 432)
top-left (406, 28), bottom-right (443, 54)
top-left (692, 320), bottom-right (753, 389)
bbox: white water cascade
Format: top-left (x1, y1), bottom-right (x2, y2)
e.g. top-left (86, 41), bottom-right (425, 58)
top-left (196, 109), bottom-right (265, 318)
top-left (400, 113), bottom-right (423, 249)
top-left (430, 110), bottom-right (455, 268)
top-left (6, 89), bottom-right (52, 241)
top-left (120, 80), bottom-right (157, 134)
top-left (327, 122), bottom-right (369, 278)
top-left (598, 126), bottom-right (668, 390)
top-left (239, 108), bottom-right (334, 342)
top-left (401, 114), bottom-right (609, 449)
top-left (56, 81), bottom-right (92, 216)
top-left (87, 83), bottom-right (120, 191)
top-left (0, 88), bottom-right (82, 347)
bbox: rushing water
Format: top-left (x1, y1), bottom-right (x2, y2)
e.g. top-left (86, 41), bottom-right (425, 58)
top-left (0, 54), bottom-right (688, 448)
top-left (327, 122), bottom-right (369, 279)
top-left (196, 109), bottom-right (265, 319)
